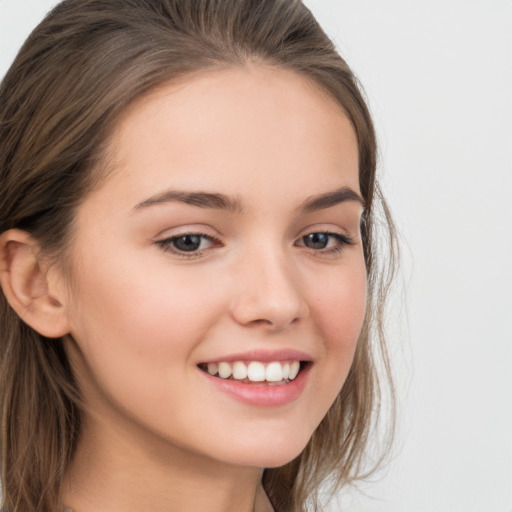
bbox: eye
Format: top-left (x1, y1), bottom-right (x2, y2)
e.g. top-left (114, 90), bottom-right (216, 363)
top-left (156, 233), bottom-right (220, 256)
top-left (298, 232), bottom-right (354, 254)
top-left (171, 234), bottom-right (207, 252)
top-left (302, 233), bottom-right (331, 249)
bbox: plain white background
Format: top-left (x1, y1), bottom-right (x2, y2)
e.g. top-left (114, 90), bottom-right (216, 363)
top-left (1, 1), bottom-right (511, 511)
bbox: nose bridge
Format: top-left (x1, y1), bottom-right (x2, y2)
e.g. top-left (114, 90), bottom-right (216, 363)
top-left (230, 238), bottom-right (308, 329)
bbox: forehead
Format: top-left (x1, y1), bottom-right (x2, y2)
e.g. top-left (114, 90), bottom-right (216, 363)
top-left (98, 65), bottom-right (360, 208)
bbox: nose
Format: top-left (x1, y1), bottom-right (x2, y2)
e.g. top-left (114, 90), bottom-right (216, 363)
top-left (229, 248), bottom-right (309, 331)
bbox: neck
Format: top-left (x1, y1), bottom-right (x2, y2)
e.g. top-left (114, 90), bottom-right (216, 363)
top-left (61, 412), bottom-right (274, 512)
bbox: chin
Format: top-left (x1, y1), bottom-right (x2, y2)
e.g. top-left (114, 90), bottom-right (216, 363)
top-left (211, 426), bottom-right (313, 469)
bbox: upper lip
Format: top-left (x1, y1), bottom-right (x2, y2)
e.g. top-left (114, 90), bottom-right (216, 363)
top-left (199, 349), bottom-right (314, 364)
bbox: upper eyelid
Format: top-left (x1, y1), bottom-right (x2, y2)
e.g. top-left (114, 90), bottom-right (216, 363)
top-left (296, 219), bottom-right (356, 235)
top-left (297, 227), bottom-right (355, 241)
top-left (155, 228), bottom-right (353, 242)
top-left (158, 231), bottom-right (214, 239)
top-left (157, 232), bottom-right (219, 246)
top-left (153, 223), bottom-right (219, 239)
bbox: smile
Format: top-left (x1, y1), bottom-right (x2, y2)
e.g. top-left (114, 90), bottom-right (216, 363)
top-left (198, 360), bottom-right (303, 385)
top-left (198, 358), bottom-right (312, 407)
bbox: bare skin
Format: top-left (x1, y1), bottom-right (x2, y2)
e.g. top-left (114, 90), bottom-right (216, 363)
top-left (62, 401), bottom-right (273, 512)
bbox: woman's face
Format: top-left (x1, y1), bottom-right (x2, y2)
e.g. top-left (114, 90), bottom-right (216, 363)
top-left (61, 65), bottom-right (366, 468)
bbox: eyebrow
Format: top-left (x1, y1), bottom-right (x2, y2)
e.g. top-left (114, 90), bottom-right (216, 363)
top-left (297, 186), bottom-right (366, 213)
top-left (132, 190), bottom-right (244, 214)
top-left (132, 186), bottom-right (365, 214)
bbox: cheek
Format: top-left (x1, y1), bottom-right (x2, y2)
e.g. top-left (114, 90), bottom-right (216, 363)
top-left (314, 258), bottom-right (366, 334)
top-left (64, 258), bottom-right (237, 452)
top-left (70, 252), bottom-right (223, 347)
top-left (66, 256), bottom-right (226, 403)
top-left (308, 261), bottom-right (367, 386)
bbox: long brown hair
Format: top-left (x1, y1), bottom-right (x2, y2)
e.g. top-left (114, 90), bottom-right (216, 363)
top-left (0, 1), bottom-right (397, 510)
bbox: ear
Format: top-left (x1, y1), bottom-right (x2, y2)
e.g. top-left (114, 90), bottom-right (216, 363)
top-left (0, 229), bottom-right (71, 338)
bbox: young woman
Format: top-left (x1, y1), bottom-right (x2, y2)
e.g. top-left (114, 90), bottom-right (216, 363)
top-left (0, 1), bottom-right (397, 511)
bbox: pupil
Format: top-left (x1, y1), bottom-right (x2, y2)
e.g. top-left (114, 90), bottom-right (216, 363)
top-left (304, 233), bottom-right (328, 249)
top-left (173, 235), bottom-right (201, 252)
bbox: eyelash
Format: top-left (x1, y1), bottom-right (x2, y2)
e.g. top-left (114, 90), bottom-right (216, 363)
top-left (155, 231), bottom-right (355, 259)
top-left (296, 231), bottom-right (355, 255)
top-left (155, 232), bottom-right (222, 259)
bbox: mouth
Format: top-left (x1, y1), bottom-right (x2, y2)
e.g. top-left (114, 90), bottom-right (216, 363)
top-left (197, 360), bottom-right (311, 386)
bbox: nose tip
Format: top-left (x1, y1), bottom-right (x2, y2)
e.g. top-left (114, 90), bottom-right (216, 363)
top-left (230, 258), bottom-right (309, 330)
top-left (232, 295), bottom-right (309, 330)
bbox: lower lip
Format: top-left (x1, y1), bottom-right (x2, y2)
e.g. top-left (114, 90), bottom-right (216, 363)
top-left (200, 365), bottom-right (311, 407)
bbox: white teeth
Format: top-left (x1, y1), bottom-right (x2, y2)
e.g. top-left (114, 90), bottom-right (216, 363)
top-left (218, 362), bottom-right (232, 379)
top-left (204, 360), bottom-right (303, 382)
top-left (247, 361), bottom-right (266, 382)
top-left (289, 361), bottom-right (300, 380)
top-left (265, 362), bottom-right (283, 382)
top-left (232, 361), bottom-right (248, 380)
top-left (207, 363), bottom-right (218, 376)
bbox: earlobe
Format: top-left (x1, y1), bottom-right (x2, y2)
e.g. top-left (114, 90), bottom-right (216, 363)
top-left (0, 229), bottom-right (71, 338)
